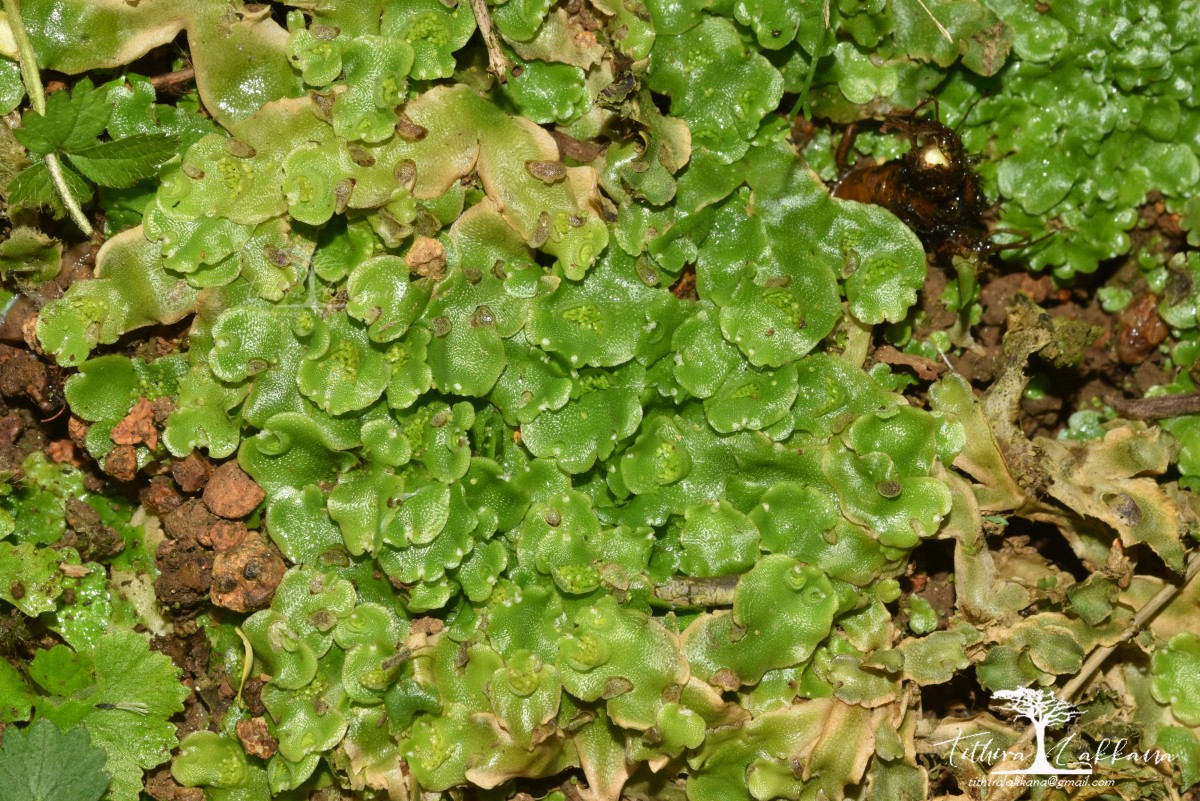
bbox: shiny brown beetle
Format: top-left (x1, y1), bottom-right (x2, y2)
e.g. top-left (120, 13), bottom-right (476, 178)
top-left (832, 100), bottom-right (990, 259)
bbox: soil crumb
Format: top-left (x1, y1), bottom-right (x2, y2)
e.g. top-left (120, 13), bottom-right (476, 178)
top-left (61, 497), bottom-right (125, 561)
top-left (103, 444), bottom-right (138, 482)
top-left (171, 453), bottom-right (211, 494)
top-left (203, 462), bottom-right (265, 519)
top-left (236, 716), bottom-right (278, 760)
top-left (145, 767), bottom-right (204, 801)
top-left (111, 397), bottom-right (158, 451)
top-left (210, 533), bottom-right (286, 613)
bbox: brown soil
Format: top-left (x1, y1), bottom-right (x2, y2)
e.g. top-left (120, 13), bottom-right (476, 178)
top-left (155, 500), bottom-right (218, 611)
top-left (171, 452), bottom-right (212, 493)
top-left (235, 716), bottom-right (278, 759)
top-left (144, 767), bottom-right (204, 801)
top-left (141, 475), bottom-right (185, 517)
top-left (60, 497), bottom-right (124, 561)
top-left (210, 532), bottom-right (286, 613)
top-left (206, 519), bottom-right (247, 551)
top-left (202, 462), bottom-right (265, 519)
top-left (0, 343), bottom-right (62, 414)
top-left (111, 397), bottom-right (158, 451)
top-left (103, 444), bottom-right (139, 482)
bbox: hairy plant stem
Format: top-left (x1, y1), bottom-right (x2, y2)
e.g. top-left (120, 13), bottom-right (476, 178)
top-left (2, 0), bottom-right (94, 235)
top-left (981, 550), bottom-right (1200, 800)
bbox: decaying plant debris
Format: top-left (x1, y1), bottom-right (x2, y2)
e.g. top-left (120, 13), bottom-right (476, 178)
top-left (0, 2), bottom-right (1199, 801)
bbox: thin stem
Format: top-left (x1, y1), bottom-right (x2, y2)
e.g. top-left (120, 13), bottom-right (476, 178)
top-left (470, 0), bottom-right (512, 85)
top-left (3, 0), bottom-right (43, 114)
top-left (44, 152), bottom-right (93, 235)
top-left (1059, 550), bottom-right (1200, 703)
top-left (3, 0), bottom-right (94, 235)
top-left (913, 0), bottom-right (953, 43)
top-left (148, 66), bottom-right (196, 94)
top-left (1107, 391), bottom-right (1200, 420)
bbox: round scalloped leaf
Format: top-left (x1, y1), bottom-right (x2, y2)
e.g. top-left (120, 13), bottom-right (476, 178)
top-left (63, 355), bottom-right (140, 422)
top-left (37, 285), bottom-right (124, 368)
top-left (824, 443), bottom-right (952, 553)
top-left (678, 500), bottom-right (760, 577)
top-left (166, 134), bottom-right (286, 224)
top-left (697, 197), bottom-right (841, 367)
top-left (733, 0), bottom-right (806, 49)
top-left (1152, 632), bottom-right (1200, 727)
top-left (619, 415), bottom-right (694, 495)
top-left (830, 41), bottom-right (899, 105)
top-left (457, 540), bottom-right (509, 603)
top-left (334, 36), bottom-right (416, 143)
top-left (346, 256), bottom-right (431, 343)
top-left (399, 400), bottom-right (475, 483)
top-left (379, 485), bottom-right (478, 585)
top-left (360, 418), bottom-right (412, 468)
top-left (263, 652), bottom-right (350, 766)
top-left (426, 310), bottom-right (507, 399)
top-left (671, 305), bottom-right (744, 398)
top-left (556, 594), bottom-right (688, 730)
top-left (500, 55), bottom-right (590, 126)
top-left (313, 219), bottom-right (379, 283)
top-left (328, 465), bottom-right (405, 556)
top-left (703, 363), bottom-right (799, 434)
top-left (751, 488), bottom-right (892, 586)
top-left (846, 406), bottom-right (939, 477)
top-left (400, 714), bottom-right (481, 791)
top-left (488, 335), bottom-right (573, 425)
top-left (890, 0), bottom-right (1012, 73)
top-left (997, 147), bottom-right (1079, 217)
top-left (381, 0), bottom-right (476, 80)
top-left (462, 457), bottom-right (531, 534)
top-left (173, 731), bottom-right (250, 790)
top-left (488, 649), bottom-right (560, 748)
top-left (837, 200), bottom-right (927, 325)
top-left (527, 249), bottom-right (659, 368)
top-left (590, 0), bottom-right (655, 58)
top-left (267, 485), bottom-right (348, 564)
top-left (494, 0), bottom-right (554, 41)
top-left (36, 230), bottom-right (200, 367)
top-left (791, 354), bottom-right (896, 436)
top-left (385, 327), bottom-right (434, 411)
top-left (647, 17), bottom-right (784, 164)
top-left (283, 142), bottom-right (344, 226)
top-left (0, 541), bottom-right (70, 616)
top-left (209, 306), bottom-right (292, 383)
top-left (285, 10), bottom-right (344, 87)
top-left (521, 365), bottom-right (645, 474)
top-left (239, 219), bottom-right (316, 303)
top-left (423, 266), bottom-right (529, 398)
top-left (162, 364), bottom-right (247, 459)
top-left (683, 555), bottom-right (838, 686)
top-left (144, 205), bottom-right (253, 277)
top-left (298, 313), bottom-right (389, 415)
top-left (516, 491), bottom-right (600, 590)
top-left (239, 412), bottom-right (358, 499)
top-left (386, 482), bottom-right (450, 547)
